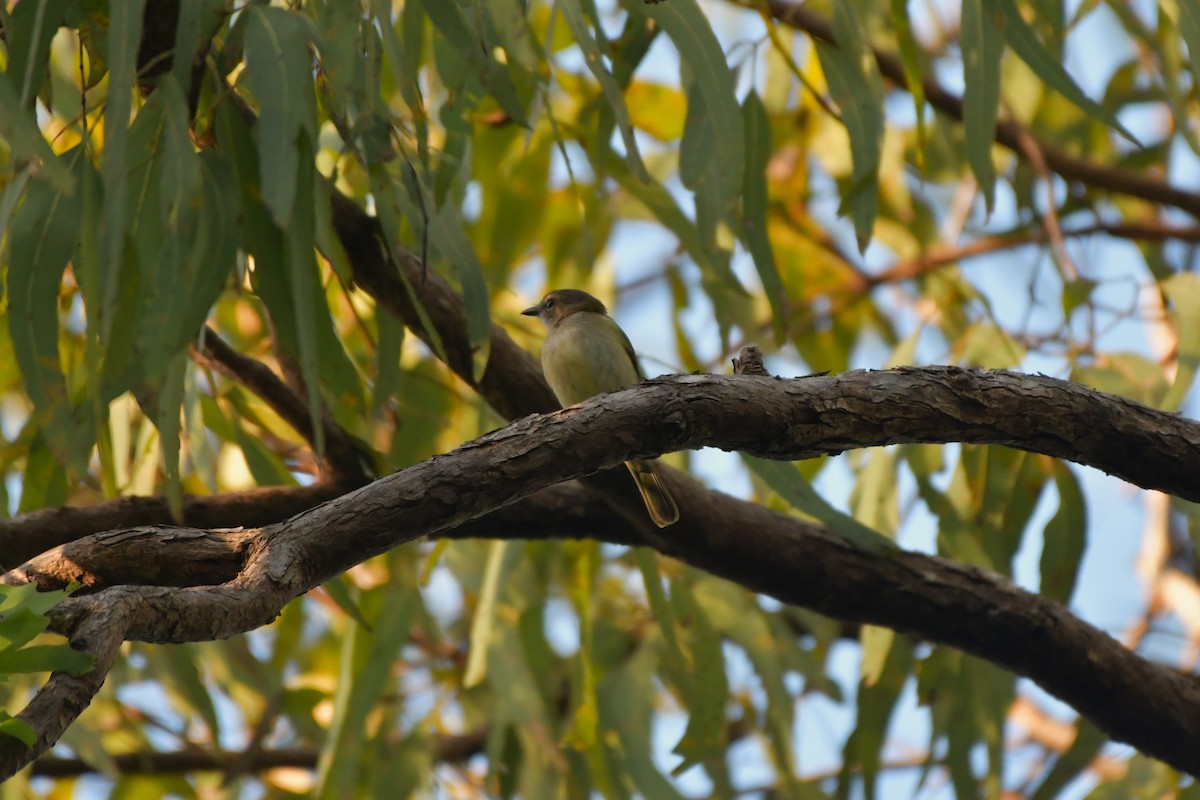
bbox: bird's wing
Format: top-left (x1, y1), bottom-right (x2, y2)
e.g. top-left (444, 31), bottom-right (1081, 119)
top-left (611, 317), bottom-right (645, 380)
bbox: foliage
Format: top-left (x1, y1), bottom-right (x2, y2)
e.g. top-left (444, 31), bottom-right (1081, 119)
top-left (0, 0), bottom-right (1198, 796)
top-left (0, 584), bottom-right (91, 747)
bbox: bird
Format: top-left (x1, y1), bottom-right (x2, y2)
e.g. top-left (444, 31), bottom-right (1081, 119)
top-left (522, 289), bottom-right (680, 528)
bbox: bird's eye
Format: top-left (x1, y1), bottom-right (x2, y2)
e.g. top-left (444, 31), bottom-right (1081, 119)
top-left (544, 298), bottom-right (556, 309)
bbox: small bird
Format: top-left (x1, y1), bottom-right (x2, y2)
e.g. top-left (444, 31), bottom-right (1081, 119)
top-left (523, 289), bottom-right (680, 528)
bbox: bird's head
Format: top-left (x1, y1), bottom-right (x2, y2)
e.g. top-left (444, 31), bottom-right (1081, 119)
top-left (522, 289), bottom-right (608, 328)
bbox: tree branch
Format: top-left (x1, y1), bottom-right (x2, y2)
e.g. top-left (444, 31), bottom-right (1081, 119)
top-left (5, 368), bottom-right (1200, 777)
top-left (29, 730), bottom-right (486, 778)
top-left (0, 482), bottom-right (352, 572)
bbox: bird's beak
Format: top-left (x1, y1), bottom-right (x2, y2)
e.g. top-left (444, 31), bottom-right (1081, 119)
top-left (521, 306), bottom-right (539, 317)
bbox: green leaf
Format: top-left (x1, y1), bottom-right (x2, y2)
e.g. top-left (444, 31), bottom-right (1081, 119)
top-left (954, 321), bottom-right (1027, 368)
top-left (0, 583), bottom-right (74, 618)
top-left (1061, 276), bottom-right (1098, 321)
top-left (233, 424), bottom-right (298, 487)
top-left (633, 550), bottom-right (688, 678)
top-left (425, 187), bottom-right (493, 381)
top-left (891, 0), bottom-right (928, 174)
top-left (985, 0), bottom-right (1139, 144)
top-left (285, 134), bottom-right (327, 456)
top-left (244, 5), bottom-right (317, 227)
top-left (692, 578), bottom-right (799, 785)
top-left (814, 2), bottom-right (884, 251)
top-left (487, 0), bottom-right (542, 72)
top-left (155, 643), bottom-right (222, 742)
top-left (366, 163), bottom-right (449, 367)
top-left (634, 0), bottom-right (743, 210)
top-left (463, 540), bottom-right (514, 688)
top-left (1030, 719), bottom-right (1107, 800)
top-left (125, 77), bottom-right (231, 391)
top-left (562, 542), bottom-right (599, 751)
top-left (153, 352), bottom-right (188, 521)
top-left (602, 146), bottom-right (734, 288)
top-left (839, 634), bottom-right (913, 800)
top-left (0, 644), bottom-right (94, 676)
top-left (0, 608), bottom-right (50, 650)
top-left (4, 0), bottom-right (72, 109)
top-left (560, 0), bottom-right (650, 183)
top-left (6, 163), bottom-right (85, 469)
top-left (1161, 273), bottom-right (1200, 410)
top-left (315, 578), bottom-right (417, 799)
top-left (96, 0), bottom-right (145, 347)
top-left (917, 649), bottom-right (1014, 799)
top-left (745, 456), bottom-right (898, 555)
top-left (17, 439), bottom-right (69, 514)
top-left (0, 715), bottom-right (36, 746)
top-left (600, 652), bottom-right (687, 800)
top-left (1039, 463), bottom-right (1085, 603)
top-left (859, 624), bottom-right (895, 687)
top-left (961, 0), bottom-right (1003, 212)
top-left (669, 581), bottom-right (727, 774)
top-left (1168, 0), bottom-right (1200, 97)
top-left (323, 576), bottom-right (374, 631)
top-left (740, 91), bottom-right (787, 344)
top-left (1071, 353), bottom-right (1169, 408)
top-left (373, 309), bottom-right (405, 413)
top-left (0, 79), bottom-right (74, 194)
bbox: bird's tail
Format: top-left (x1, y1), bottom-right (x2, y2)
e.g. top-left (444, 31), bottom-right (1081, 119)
top-left (626, 460), bottom-right (680, 528)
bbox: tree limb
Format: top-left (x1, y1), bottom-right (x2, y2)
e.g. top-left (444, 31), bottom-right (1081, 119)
top-left (5, 368), bottom-right (1200, 777)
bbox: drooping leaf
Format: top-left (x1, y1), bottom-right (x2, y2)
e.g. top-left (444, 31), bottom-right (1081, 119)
top-left (425, 192), bottom-right (493, 382)
top-left (559, 0), bottom-right (649, 182)
top-left (464, 540), bottom-right (516, 688)
top-left (4, 0), bottom-right (72, 110)
top-left (740, 91), bottom-right (787, 344)
top-left (839, 634), bottom-right (913, 800)
top-left (669, 580), bottom-right (727, 775)
top-left (1039, 463), bottom-right (1086, 603)
top-left (6, 161), bottom-right (85, 469)
top-left (243, 5), bottom-right (317, 227)
top-left (962, 0), bottom-right (1004, 212)
top-left (316, 578), bottom-right (417, 799)
top-left (814, 2), bottom-right (884, 251)
top-left (746, 456), bottom-right (898, 554)
top-left (635, 0), bottom-right (743, 212)
top-left (891, 0), bottom-right (928, 173)
top-left (985, 0), bottom-right (1139, 144)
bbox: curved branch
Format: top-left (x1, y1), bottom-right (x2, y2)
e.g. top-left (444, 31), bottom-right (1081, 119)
top-left (5, 368), bottom-right (1200, 777)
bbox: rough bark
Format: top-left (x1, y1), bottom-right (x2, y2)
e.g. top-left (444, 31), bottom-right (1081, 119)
top-left (4, 369), bottom-right (1200, 778)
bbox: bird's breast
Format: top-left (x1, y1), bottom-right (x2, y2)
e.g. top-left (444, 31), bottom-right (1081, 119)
top-left (542, 315), bottom-right (641, 407)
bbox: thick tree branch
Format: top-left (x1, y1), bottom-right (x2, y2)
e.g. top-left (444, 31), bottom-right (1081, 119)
top-left (5, 369), bottom-right (1200, 777)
